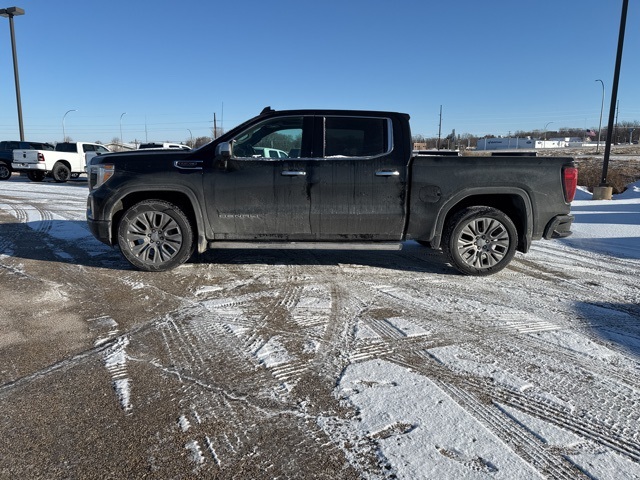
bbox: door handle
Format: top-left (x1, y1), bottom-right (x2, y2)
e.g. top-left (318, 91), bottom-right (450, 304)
top-left (281, 170), bottom-right (306, 176)
top-left (375, 170), bottom-right (400, 177)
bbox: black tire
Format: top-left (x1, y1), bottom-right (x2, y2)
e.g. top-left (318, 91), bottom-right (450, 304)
top-left (442, 206), bottom-right (517, 276)
top-left (0, 162), bottom-right (11, 180)
top-left (117, 200), bottom-right (195, 272)
top-left (27, 171), bottom-right (45, 182)
top-left (52, 162), bottom-right (71, 183)
top-left (71, 173), bottom-right (80, 179)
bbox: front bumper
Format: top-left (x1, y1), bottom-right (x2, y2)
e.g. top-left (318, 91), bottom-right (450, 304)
top-left (543, 214), bottom-right (573, 239)
top-left (86, 196), bottom-right (113, 246)
top-left (87, 218), bottom-right (113, 246)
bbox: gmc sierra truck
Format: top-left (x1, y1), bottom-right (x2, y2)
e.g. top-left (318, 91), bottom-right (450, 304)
top-left (87, 108), bottom-right (577, 276)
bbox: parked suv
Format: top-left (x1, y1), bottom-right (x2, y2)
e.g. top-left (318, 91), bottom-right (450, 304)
top-left (0, 140), bottom-right (54, 180)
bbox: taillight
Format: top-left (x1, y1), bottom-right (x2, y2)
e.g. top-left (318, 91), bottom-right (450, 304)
top-left (562, 166), bottom-right (578, 203)
top-left (38, 152), bottom-right (45, 162)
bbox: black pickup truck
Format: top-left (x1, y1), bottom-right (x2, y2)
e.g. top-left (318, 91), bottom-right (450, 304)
top-left (87, 108), bottom-right (577, 275)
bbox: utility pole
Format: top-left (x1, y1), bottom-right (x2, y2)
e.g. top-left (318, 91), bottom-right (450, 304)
top-left (601, 0), bottom-right (627, 185)
top-left (614, 99), bottom-right (619, 145)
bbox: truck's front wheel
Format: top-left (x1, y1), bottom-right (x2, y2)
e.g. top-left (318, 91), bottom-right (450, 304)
top-left (52, 162), bottom-right (71, 183)
top-left (117, 200), bottom-right (194, 272)
top-left (442, 206), bottom-right (517, 276)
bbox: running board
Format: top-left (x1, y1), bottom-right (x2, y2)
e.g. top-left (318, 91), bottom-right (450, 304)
top-left (208, 241), bottom-right (403, 251)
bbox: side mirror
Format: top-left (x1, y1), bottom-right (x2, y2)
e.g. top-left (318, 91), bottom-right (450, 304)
top-left (215, 141), bottom-right (231, 158)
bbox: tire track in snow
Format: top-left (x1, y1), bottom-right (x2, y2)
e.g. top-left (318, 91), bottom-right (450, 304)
top-left (103, 336), bottom-right (132, 413)
top-left (390, 348), bottom-right (640, 469)
top-left (441, 383), bottom-right (587, 480)
top-left (387, 351), bottom-right (588, 479)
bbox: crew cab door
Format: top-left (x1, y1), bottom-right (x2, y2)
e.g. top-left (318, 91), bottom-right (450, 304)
top-left (204, 115), bottom-right (314, 239)
top-left (308, 115), bottom-right (406, 240)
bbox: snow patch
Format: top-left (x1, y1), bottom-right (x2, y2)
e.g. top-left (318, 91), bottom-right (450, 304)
top-left (385, 316), bottom-right (430, 337)
top-left (194, 285), bottom-right (224, 296)
top-left (103, 336), bottom-right (132, 413)
top-left (332, 359), bottom-right (540, 479)
top-left (534, 330), bottom-right (617, 361)
top-left (428, 345), bottom-right (534, 392)
top-left (185, 440), bottom-right (205, 464)
top-left (254, 337), bottom-right (291, 368)
top-left (179, 415), bottom-right (191, 432)
top-left (497, 403), bottom-right (582, 446)
top-left (566, 451), bottom-right (640, 480)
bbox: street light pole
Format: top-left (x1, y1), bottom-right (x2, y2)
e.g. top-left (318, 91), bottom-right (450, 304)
top-left (62, 109), bottom-right (77, 141)
top-left (120, 112), bottom-right (127, 148)
top-left (543, 121), bottom-right (554, 143)
top-left (0, 6), bottom-right (25, 141)
top-left (595, 79), bottom-right (604, 153)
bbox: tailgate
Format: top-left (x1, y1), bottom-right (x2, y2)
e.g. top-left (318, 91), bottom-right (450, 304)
top-left (13, 149), bottom-right (40, 164)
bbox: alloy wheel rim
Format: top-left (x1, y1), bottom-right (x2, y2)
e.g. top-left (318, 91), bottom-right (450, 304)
top-left (456, 217), bottom-right (510, 269)
top-left (125, 211), bottom-right (183, 264)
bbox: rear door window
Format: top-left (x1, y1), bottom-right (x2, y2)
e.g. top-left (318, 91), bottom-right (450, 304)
top-left (324, 117), bottom-right (391, 157)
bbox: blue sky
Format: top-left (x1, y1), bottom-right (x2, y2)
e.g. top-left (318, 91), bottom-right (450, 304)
top-left (1, 0), bottom-right (639, 144)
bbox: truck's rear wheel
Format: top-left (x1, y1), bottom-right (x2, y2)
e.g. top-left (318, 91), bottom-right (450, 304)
top-left (27, 171), bottom-right (45, 182)
top-left (442, 206), bottom-right (517, 276)
top-left (0, 162), bottom-right (11, 180)
top-left (52, 162), bottom-right (71, 183)
top-left (117, 200), bottom-right (194, 272)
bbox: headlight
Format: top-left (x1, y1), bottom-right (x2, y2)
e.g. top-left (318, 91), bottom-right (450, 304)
top-left (89, 164), bottom-right (114, 190)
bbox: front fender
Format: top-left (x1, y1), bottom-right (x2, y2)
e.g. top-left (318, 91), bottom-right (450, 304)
top-left (94, 184), bottom-right (208, 253)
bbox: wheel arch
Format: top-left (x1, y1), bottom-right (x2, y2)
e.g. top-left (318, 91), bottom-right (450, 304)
top-left (433, 189), bottom-right (532, 253)
top-left (53, 159), bottom-right (72, 171)
top-left (108, 188), bottom-right (207, 253)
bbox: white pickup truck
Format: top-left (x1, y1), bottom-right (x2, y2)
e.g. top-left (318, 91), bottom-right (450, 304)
top-left (12, 142), bottom-right (111, 182)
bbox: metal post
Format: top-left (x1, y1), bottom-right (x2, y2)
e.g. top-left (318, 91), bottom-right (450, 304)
top-left (595, 79), bottom-right (604, 153)
top-left (120, 112), bottom-right (127, 148)
top-left (437, 105), bottom-right (442, 151)
top-left (601, 0), bottom-right (628, 186)
top-left (544, 122), bottom-right (554, 143)
top-left (62, 109), bottom-right (77, 141)
top-left (1, 7), bottom-right (25, 141)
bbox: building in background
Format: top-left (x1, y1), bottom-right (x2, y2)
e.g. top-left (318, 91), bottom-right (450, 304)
top-left (476, 137), bottom-right (600, 150)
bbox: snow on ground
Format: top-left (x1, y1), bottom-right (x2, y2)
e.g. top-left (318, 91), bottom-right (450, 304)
top-left (1, 177), bottom-right (639, 478)
top-left (565, 182), bottom-right (640, 260)
top-left (332, 181), bottom-right (640, 480)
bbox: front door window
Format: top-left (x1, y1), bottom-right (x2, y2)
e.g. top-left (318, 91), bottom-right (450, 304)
top-left (232, 117), bottom-right (303, 159)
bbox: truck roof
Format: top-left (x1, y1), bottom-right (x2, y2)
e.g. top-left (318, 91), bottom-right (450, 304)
top-left (257, 106), bottom-right (410, 120)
